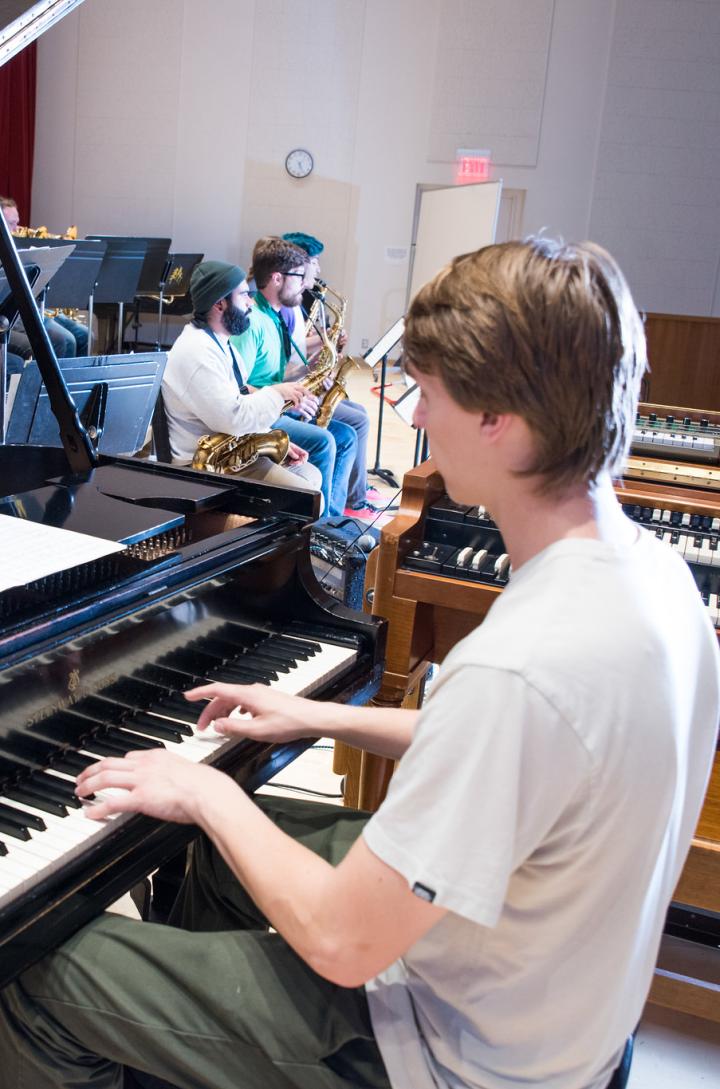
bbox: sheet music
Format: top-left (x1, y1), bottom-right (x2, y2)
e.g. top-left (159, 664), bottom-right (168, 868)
top-left (0, 513), bottom-right (125, 592)
top-left (363, 317), bottom-right (405, 368)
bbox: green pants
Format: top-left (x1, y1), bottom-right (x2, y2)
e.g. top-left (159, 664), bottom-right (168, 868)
top-left (0, 797), bottom-right (391, 1089)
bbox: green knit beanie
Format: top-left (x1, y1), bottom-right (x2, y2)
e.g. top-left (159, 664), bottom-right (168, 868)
top-left (190, 260), bottom-right (246, 315)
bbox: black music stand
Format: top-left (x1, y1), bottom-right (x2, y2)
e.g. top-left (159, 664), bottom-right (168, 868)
top-left (86, 236), bottom-right (149, 353)
top-left (7, 352), bottom-right (166, 456)
top-left (364, 317), bottom-right (405, 488)
top-left (11, 245), bottom-right (76, 319)
top-left (90, 236), bottom-right (171, 352)
top-left (134, 252), bottom-right (204, 349)
top-left (16, 237), bottom-right (107, 354)
top-left (1, 265), bottom-right (41, 442)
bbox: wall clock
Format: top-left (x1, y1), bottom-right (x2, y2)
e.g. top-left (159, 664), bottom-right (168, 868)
top-left (285, 148), bottom-right (314, 179)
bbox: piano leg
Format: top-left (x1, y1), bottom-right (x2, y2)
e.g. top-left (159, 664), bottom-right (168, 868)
top-left (341, 676), bottom-right (428, 811)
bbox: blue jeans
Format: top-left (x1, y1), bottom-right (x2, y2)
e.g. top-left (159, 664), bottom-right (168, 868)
top-left (9, 316), bottom-right (86, 359)
top-left (54, 313), bottom-right (89, 355)
top-left (333, 399), bottom-right (370, 507)
top-left (278, 414), bottom-right (357, 519)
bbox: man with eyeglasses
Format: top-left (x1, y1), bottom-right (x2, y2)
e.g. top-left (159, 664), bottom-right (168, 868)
top-left (161, 259), bottom-right (322, 497)
top-left (232, 236), bottom-right (357, 520)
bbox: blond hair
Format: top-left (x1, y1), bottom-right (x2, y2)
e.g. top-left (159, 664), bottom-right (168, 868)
top-left (404, 238), bottom-right (646, 493)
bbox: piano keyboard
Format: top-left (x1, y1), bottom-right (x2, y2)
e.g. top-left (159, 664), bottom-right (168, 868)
top-left (0, 625), bottom-right (356, 906)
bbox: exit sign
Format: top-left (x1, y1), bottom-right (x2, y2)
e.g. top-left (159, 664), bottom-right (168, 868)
top-left (455, 148), bottom-right (491, 185)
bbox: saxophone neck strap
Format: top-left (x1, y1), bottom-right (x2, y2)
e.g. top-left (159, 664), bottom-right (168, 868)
top-left (203, 326), bottom-right (249, 394)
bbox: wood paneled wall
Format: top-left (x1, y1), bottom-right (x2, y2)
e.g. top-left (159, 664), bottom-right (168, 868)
top-left (644, 313), bottom-right (720, 411)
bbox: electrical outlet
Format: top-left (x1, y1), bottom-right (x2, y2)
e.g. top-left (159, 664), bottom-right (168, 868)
top-left (361, 338), bottom-right (369, 351)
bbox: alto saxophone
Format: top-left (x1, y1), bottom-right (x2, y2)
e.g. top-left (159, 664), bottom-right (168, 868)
top-left (191, 428), bottom-right (289, 474)
top-left (315, 355), bottom-right (360, 428)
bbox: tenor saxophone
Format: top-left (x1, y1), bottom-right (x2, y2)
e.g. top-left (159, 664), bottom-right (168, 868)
top-left (191, 428), bottom-right (289, 474)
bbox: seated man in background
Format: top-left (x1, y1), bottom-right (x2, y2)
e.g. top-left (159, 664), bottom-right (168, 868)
top-left (281, 231), bottom-right (380, 520)
top-left (1, 239), bottom-right (716, 1089)
top-left (232, 235), bottom-right (357, 520)
top-left (1, 196), bottom-right (89, 358)
top-left (161, 259), bottom-right (322, 498)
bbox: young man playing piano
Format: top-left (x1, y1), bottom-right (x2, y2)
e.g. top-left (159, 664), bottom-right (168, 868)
top-left (1, 239), bottom-right (718, 1089)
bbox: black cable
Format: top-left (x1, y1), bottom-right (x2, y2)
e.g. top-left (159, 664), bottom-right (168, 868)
top-left (262, 783), bottom-right (344, 799)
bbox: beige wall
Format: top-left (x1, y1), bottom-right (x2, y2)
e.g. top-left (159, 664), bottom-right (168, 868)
top-left (31, 0), bottom-right (720, 350)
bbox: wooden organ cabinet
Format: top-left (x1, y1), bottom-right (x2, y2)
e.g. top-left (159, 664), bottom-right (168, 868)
top-left (338, 404), bottom-right (720, 1024)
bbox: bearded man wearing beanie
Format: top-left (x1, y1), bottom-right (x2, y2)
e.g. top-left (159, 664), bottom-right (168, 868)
top-left (161, 259), bottom-right (322, 498)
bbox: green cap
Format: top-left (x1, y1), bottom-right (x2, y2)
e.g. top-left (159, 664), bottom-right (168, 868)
top-left (190, 260), bottom-right (246, 315)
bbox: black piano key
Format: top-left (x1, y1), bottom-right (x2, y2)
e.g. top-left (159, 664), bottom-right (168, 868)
top-left (29, 711), bottom-right (94, 749)
top-left (101, 676), bottom-right (170, 707)
top-left (144, 698), bottom-right (199, 726)
top-left (81, 737), bottom-right (137, 759)
top-left (163, 647), bottom-right (276, 684)
top-left (51, 751), bottom-right (96, 776)
top-left (104, 727), bottom-right (164, 752)
top-left (203, 639), bottom-right (292, 675)
top-left (274, 634), bottom-right (321, 655)
top-left (0, 841), bottom-right (7, 857)
top-left (121, 713), bottom-right (188, 742)
top-left (0, 739), bottom-right (57, 776)
top-left (262, 639), bottom-right (312, 662)
top-left (0, 818), bottom-right (31, 841)
top-left (134, 662), bottom-right (203, 689)
top-left (96, 678), bottom-right (201, 723)
top-left (187, 638), bottom-right (288, 677)
top-left (208, 663), bottom-right (273, 685)
top-left (0, 802), bottom-right (45, 832)
top-left (218, 626), bottom-right (306, 657)
top-left (114, 710), bottom-right (185, 744)
top-left (28, 772), bottom-right (82, 808)
top-left (3, 785), bottom-right (67, 817)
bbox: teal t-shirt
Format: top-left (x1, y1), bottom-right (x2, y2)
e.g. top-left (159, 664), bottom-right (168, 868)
top-left (231, 303), bottom-right (283, 387)
top-left (231, 292), bottom-right (306, 388)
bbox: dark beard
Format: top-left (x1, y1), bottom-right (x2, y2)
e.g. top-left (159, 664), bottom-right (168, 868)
top-left (221, 304), bottom-right (250, 337)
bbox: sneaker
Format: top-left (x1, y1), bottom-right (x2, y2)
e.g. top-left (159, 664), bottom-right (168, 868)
top-left (347, 499), bottom-right (381, 514)
top-left (343, 503), bottom-right (377, 522)
top-left (366, 486), bottom-right (385, 502)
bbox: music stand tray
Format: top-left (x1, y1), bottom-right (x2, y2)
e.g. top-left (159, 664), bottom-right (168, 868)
top-left (7, 352), bottom-right (166, 456)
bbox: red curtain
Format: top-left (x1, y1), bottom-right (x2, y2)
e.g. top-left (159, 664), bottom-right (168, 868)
top-left (0, 43), bottom-right (37, 224)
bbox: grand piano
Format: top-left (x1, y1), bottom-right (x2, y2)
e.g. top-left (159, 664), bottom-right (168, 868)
top-left (0, 130), bottom-right (385, 985)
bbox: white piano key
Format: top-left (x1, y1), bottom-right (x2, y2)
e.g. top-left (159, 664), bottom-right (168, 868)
top-left (0, 636), bottom-right (358, 905)
top-left (710, 594), bottom-right (720, 627)
top-left (697, 539), bottom-right (714, 567)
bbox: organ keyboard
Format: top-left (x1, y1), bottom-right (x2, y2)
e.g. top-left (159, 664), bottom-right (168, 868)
top-left (632, 404), bottom-right (720, 465)
top-left (627, 402), bottom-right (720, 490)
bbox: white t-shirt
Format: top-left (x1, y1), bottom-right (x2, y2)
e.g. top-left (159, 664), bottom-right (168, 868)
top-left (162, 323), bottom-right (285, 464)
top-left (364, 530), bottom-right (719, 1089)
